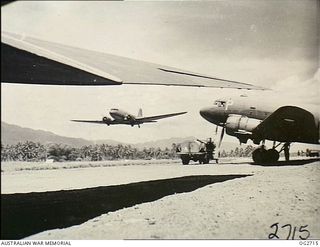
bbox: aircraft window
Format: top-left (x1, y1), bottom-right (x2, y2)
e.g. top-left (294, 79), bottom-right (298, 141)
top-left (250, 106), bottom-right (256, 109)
top-left (214, 100), bottom-right (226, 107)
top-left (111, 108), bottom-right (119, 111)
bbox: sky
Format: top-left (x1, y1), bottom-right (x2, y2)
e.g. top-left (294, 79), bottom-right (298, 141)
top-left (1, 1), bottom-right (319, 145)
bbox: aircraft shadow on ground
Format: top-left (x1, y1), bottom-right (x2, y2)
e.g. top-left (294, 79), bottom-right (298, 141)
top-left (1, 174), bottom-right (250, 240)
top-left (250, 158), bottom-right (320, 167)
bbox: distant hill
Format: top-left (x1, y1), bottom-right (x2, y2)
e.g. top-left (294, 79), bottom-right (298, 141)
top-left (1, 122), bottom-right (93, 147)
top-left (1, 122), bottom-right (244, 151)
top-left (133, 136), bottom-right (197, 150)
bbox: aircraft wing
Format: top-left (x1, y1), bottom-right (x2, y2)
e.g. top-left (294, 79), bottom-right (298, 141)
top-left (137, 111), bottom-right (187, 123)
top-left (252, 106), bottom-right (319, 144)
top-left (71, 120), bottom-right (108, 125)
top-left (1, 31), bottom-right (267, 90)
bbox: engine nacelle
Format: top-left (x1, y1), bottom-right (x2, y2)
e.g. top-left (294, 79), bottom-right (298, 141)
top-left (102, 116), bottom-right (112, 123)
top-left (124, 115), bottom-right (132, 121)
top-left (225, 114), bottom-right (262, 133)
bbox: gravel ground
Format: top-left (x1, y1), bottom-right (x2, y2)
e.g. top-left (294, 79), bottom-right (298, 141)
top-left (2, 159), bottom-right (319, 239)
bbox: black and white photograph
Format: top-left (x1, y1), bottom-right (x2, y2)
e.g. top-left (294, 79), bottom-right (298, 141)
top-left (1, 0), bottom-right (319, 243)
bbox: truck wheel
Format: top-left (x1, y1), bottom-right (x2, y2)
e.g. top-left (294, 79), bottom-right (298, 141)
top-left (182, 157), bottom-right (190, 165)
top-left (203, 156), bottom-right (209, 164)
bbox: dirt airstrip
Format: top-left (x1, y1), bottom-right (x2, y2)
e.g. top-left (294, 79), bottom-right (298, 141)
top-left (1, 158), bottom-right (319, 239)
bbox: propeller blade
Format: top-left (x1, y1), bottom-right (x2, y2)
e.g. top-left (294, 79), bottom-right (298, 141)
top-left (215, 125), bottom-right (219, 135)
top-left (218, 126), bottom-right (225, 147)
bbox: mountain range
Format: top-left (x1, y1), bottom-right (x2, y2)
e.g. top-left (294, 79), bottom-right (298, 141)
top-left (1, 122), bottom-right (241, 151)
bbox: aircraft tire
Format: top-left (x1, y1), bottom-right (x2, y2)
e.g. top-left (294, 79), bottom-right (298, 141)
top-left (266, 149), bottom-right (279, 163)
top-left (252, 148), bottom-right (267, 163)
top-left (181, 157), bottom-right (190, 165)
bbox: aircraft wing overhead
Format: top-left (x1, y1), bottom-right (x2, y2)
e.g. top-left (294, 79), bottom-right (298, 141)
top-left (137, 111), bottom-right (187, 122)
top-left (1, 31), bottom-right (267, 90)
top-left (252, 106), bottom-right (319, 144)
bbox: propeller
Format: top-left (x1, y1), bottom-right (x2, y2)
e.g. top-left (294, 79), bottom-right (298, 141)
top-left (218, 125), bottom-right (226, 147)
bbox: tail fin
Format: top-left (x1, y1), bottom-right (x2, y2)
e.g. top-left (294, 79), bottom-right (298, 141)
top-left (138, 108), bottom-right (143, 118)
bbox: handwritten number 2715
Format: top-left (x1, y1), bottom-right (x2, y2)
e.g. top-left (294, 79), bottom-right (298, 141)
top-left (268, 223), bottom-right (310, 240)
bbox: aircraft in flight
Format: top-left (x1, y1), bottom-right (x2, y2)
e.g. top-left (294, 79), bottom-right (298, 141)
top-left (71, 108), bottom-right (187, 128)
top-left (1, 31), bottom-right (266, 90)
top-left (199, 95), bottom-right (319, 163)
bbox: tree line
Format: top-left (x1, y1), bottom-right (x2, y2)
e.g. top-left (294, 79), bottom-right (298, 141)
top-left (1, 141), bottom-right (255, 162)
top-left (218, 145), bottom-right (255, 158)
top-left (1, 141), bottom-right (177, 162)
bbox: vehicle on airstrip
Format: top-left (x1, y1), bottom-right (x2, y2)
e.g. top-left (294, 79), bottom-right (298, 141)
top-left (306, 149), bottom-right (320, 157)
top-left (175, 138), bottom-right (218, 165)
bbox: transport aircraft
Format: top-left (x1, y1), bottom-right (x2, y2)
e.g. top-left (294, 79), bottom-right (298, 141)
top-left (1, 31), bottom-right (266, 90)
top-left (71, 108), bottom-right (187, 128)
top-left (199, 95), bottom-right (320, 163)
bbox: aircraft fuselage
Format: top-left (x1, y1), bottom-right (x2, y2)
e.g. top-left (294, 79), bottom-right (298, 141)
top-left (200, 95), bottom-right (320, 145)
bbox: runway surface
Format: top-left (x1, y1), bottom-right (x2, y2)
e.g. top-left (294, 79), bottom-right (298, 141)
top-left (1, 158), bottom-right (319, 239)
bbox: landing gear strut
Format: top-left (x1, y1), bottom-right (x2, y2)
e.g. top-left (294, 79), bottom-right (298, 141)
top-left (252, 142), bottom-right (290, 163)
top-left (279, 142), bottom-right (290, 161)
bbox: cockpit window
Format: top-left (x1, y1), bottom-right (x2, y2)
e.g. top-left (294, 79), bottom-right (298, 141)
top-left (110, 108), bottom-right (119, 111)
top-left (213, 100), bottom-right (227, 107)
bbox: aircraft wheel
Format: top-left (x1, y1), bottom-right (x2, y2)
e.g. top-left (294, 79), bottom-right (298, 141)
top-left (252, 148), bottom-right (267, 163)
top-left (266, 149), bottom-right (279, 163)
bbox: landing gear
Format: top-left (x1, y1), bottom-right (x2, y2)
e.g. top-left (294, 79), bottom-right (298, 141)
top-left (252, 147), bottom-right (279, 163)
top-left (252, 142), bottom-right (290, 164)
top-left (279, 142), bottom-right (290, 161)
top-left (131, 123), bottom-right (141, 128)
top-left (266, 149), bottom-right (279, 162)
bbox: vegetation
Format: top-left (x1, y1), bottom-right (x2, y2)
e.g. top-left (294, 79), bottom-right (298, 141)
top-left (1, 141), bottom-right (255, 162)
top-left (1, 141), bottom-right (46, 162)
top-left (1, 141), bottom-right (177, 162)
top-left (218, 145), bottom-right (255, 158)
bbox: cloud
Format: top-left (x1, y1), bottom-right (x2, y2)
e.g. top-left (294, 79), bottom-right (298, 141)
top-left (272, 68), bottom-right (320, 105)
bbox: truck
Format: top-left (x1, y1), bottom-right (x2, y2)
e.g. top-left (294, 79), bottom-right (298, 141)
top-left (306, 149), bottom-right (320, 157)
top-left (175, 139), bottom-right (218, 165)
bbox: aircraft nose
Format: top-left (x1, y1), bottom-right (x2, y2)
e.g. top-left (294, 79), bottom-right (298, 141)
top-left (200, 107), bottom-right (210, 118)
top-left (199, 107), bottom-right (212, 120)
top-left (199, 106), bottom-right (225, 125)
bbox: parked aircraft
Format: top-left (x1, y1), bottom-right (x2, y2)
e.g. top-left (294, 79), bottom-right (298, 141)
top-left (1, 31), bottom-right (266, 90)
top-left (71, 108), bottom-right (187, 128)
top-left (199, 95), bottom-right (320, 163)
